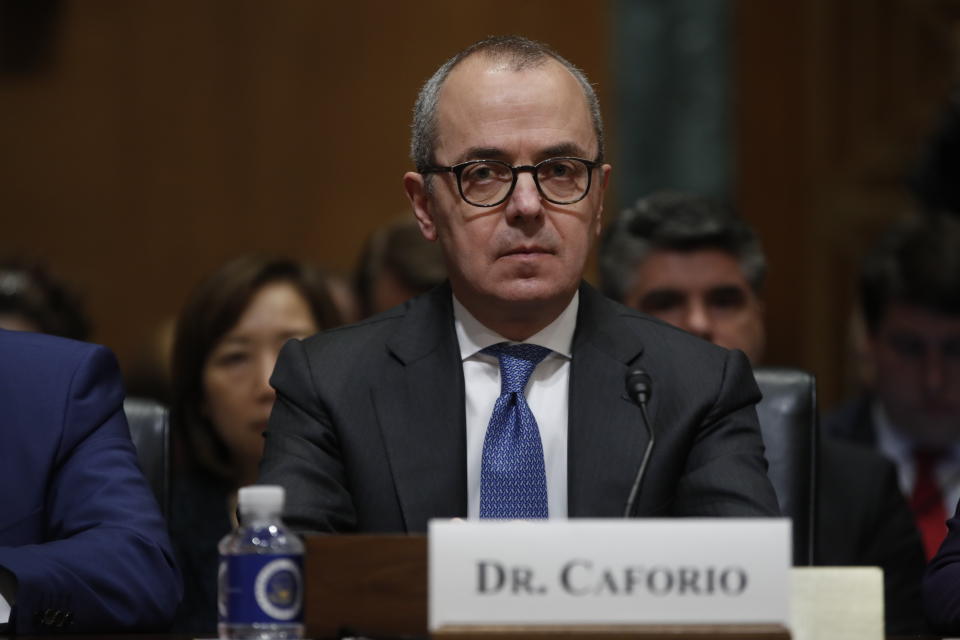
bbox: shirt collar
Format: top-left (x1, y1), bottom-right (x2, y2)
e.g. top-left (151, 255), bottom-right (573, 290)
top-left (453, 292), bottom-right (579, 361)
top-left (872, 399), bottom-right (913, 465)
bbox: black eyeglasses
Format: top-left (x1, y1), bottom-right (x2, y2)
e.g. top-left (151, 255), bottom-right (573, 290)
top-left (421, 157), bottom-right (602, 208)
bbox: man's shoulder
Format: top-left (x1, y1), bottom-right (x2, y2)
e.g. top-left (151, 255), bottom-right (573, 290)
top-left (0, 329), bottom-right (114, 388)
top-left (300, 300), bottom-right (416, 356)
top-left (0, 327), bottom-right (100, 358)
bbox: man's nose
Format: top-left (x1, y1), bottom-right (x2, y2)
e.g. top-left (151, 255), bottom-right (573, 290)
top-left (683, 302), bottom-right (713, 342)
top-left (505, 172), bottom-right (543, 219)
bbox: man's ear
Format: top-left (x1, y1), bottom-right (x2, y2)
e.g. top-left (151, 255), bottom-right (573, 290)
top-left (404, 171), bottom-right (438, 242)
top-left (593, 163), bottom-right (613, 237)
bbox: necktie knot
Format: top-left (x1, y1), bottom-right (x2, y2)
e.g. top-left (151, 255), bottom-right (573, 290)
top-left (483, 343), bottom-right (552, 395)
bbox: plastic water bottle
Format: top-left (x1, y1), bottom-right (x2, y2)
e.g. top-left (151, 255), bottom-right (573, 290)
top-left (218, 485), bottom-right (304, 639)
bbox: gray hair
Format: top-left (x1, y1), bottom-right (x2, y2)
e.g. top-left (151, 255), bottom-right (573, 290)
top-left (410, 35), bottom-right (605, 173)
top-left (599, 191), bottom-right (767, 304)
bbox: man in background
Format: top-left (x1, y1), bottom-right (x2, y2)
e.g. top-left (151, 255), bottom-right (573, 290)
top-left (354, 217), bottom-right (447, 319)
top-left (825, 213), bottom-right (960, 562)
top-left (0, 329), bottom-right (181, 633)
top-left (599, 191), bottom-right (926, 633)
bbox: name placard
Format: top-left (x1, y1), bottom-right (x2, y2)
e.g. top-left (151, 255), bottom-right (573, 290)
top-left (429, 519), bottom-right (791, 631)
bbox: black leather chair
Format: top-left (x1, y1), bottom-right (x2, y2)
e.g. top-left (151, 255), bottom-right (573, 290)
top-left (123, 396), bottom-right (171, 519)
top-left (753, 366), bottom-right (818, 566)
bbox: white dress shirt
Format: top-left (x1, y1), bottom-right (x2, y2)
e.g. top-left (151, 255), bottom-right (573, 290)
top-left (0, 566), bottom-right (14, 625)
top-left (453, 292), bottom-right (578, 519)
top-left (872, 400), bottom-right (960, 516)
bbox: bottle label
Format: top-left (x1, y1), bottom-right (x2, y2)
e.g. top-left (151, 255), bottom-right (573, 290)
top-left (219, 554), bottom-right (303, 624)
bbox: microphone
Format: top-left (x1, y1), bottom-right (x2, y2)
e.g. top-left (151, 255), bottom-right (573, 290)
top-left (623, 368), bottom-right (655, 518)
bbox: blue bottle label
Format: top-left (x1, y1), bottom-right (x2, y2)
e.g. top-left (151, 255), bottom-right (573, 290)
top-left (219, 554), bottom-right (303, 624)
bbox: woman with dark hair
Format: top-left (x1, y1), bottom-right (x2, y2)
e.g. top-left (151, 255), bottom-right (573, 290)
top-left (168, 255), bottom-right (340, 633)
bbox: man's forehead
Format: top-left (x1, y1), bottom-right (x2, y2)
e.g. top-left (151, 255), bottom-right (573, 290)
top-left (434, 55), bottom-right (596, 158)
top-left (882, 303), bottom-right (960, 335)
top-left (637, 249), bottom-right (750, 286)
top-left (445, 51), bottom-right (555, 85)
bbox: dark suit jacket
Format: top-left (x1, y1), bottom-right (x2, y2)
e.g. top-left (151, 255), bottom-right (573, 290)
top-left (823, 394), bottom-right (931, 633)
top-left (0, 330), bottom-right (182, 633)
top-left (924, 499), bottom-right (960, 632)
top-left (168, 463), bottom-right (233, 634)
top-left (823, 394), bottom-right (878, 446)
top-left (259, 283), bottom-right (780, 532)
top-left (817, 438), bottom-right (926, 634)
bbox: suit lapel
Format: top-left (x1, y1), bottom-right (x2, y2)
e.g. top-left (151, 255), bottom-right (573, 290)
top-left (372, 285), bottom-right (467, 531)
top-left (567, 284), bottom-right (653, 517)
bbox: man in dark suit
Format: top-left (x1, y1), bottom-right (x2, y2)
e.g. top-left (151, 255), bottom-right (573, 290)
top-left (0, 329), bottom-right (182, 633)
top-left (598, 191), bottom-right (926, 633)
top-left (259, 36), bottom-right (779, 531)
top-left (824, 213), bottom-right (960, 562)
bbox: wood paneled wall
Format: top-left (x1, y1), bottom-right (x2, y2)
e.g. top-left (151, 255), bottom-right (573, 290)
top-left (0, 0), bottom-right (612, 374)
top-left (4, 0), bottom-right (958, 411)
top-left (734, 0), bottom-right (958, 407)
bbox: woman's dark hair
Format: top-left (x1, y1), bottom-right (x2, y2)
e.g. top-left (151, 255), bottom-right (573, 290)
top-left (0, 259), bottom-right (91, 340)
top-left (171, 255), bottom-right (341, 481)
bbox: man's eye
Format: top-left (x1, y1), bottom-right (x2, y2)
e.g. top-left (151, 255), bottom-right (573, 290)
top-left (706, 286), bottom-right (747, 309)
top-left (640, 290), bottom-right (684, 313)
top-left (464, 162), bottom-right (509, 183)
top-left (541, 160), bottom-right (575, 179)
top-left (471, 167), bottom-right (493, 181)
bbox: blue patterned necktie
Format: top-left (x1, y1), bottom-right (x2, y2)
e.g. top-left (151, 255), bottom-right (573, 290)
top-left (479, 342), bottom-right (552, 519)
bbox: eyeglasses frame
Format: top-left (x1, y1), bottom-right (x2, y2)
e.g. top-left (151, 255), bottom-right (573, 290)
top-left (421, 156), bottom-right (603, 208)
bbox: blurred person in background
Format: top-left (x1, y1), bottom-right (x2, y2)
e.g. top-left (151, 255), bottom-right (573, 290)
top-left (825, 214), bottom-right (960, 563)
top-left (0, 259), bottom-right (91, 340)
top-left (354, 217), bottom-right (447, 318)
top-left (0, 329), bottom-right (181, 634)
top-left (910, 89), bottom-right (960, 216)
top-left (599, 191), bottom-right (926, 633)
top-left (168, 255), bottom-right (340, 634)
top-left (323, 272), bottom-right (361, 325)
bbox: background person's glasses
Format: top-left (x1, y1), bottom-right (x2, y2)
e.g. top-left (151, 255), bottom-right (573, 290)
top-left (422, 157), bottom-right (601, 208)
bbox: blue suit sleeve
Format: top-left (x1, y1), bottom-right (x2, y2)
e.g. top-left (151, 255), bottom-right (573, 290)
top-left (0, 342), bottom-right (182, 633)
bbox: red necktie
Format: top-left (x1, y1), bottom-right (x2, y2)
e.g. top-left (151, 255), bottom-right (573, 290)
top-left (911, 450), bottom-right (948, 561)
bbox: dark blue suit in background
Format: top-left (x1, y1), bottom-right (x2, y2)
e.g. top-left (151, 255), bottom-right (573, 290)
top-left (0, 330), bottom-right (181, 633)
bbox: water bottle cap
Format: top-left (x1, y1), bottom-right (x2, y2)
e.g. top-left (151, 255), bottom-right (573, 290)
top-left (238, 485), bottom-right (285, 515)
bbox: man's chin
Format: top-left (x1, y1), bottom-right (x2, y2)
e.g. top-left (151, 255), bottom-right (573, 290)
top-left (489, 278), bottom-right (576, 306)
